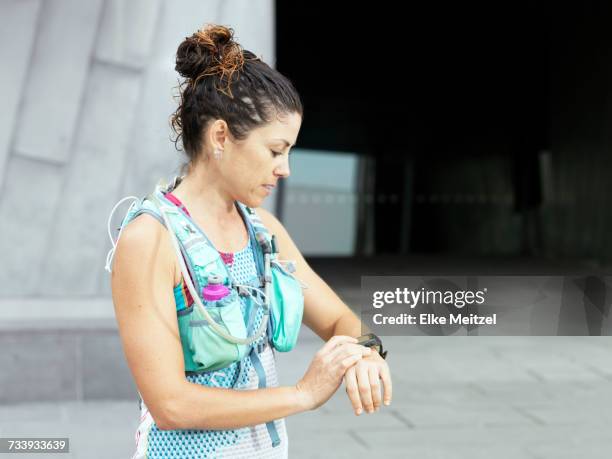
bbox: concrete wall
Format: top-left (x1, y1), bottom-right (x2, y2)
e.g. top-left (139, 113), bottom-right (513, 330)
top-left (0, 0), bottom-right (275, 299)
top-left (0, 0), bottom-right (274, 402)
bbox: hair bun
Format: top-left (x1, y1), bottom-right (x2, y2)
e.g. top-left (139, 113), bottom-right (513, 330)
top-left (175, 24), bottom-right (243, 82)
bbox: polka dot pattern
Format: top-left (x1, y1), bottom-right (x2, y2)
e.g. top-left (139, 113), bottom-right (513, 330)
top-left (133, 237), bottom-right (288, 458)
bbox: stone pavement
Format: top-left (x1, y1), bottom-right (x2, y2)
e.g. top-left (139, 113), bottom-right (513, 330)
top-left (1, 331), bottom-right (611, 458)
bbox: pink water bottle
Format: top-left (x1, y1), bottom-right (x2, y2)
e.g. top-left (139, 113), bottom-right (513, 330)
top-left (202, 274), bottom-right (230, 301)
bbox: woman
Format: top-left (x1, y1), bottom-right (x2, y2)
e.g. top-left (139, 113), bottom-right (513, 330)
top-left (108, 24), bottom-right (392, 458)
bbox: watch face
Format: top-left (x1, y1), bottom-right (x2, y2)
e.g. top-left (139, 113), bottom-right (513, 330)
top-left (357, 334), bottom-right (385, 358)
top-left (357, 334), bottom-right (376, 347)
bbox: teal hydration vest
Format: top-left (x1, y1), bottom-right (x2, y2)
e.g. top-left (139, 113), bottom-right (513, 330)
top-left (105, 177), bottom-right (305, 448)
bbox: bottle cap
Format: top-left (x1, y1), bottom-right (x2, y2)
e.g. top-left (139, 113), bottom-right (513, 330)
top-left (202, 274), bottom-right (230, 301)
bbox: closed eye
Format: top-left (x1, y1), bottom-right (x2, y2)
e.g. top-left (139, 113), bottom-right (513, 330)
top-left (270, 150), bottom-right (283, 157)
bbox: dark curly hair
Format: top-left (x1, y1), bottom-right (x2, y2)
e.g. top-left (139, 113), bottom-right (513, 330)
top-left (170, 24), bottom-right (303, 171)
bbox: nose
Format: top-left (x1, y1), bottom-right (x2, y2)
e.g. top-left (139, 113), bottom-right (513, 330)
top-left (274, 156), bottom-right (291, 178)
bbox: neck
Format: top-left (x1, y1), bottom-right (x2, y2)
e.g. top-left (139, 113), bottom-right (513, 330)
top-left (171, 162), bottom-right (237, 222)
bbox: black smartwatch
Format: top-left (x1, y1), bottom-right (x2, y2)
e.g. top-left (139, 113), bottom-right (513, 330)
top-left (356, 333), bottom-right (387, 360)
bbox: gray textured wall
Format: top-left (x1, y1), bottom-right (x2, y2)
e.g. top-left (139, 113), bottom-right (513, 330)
top-left (0, 0), bottom-right (274, 403)
top-left (0, 0), bottom-right (275, 301)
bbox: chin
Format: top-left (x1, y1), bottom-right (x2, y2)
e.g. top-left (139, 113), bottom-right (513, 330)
top-left (239, 196), bottom-right (265, 209)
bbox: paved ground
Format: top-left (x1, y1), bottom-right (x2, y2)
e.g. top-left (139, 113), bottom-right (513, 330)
top-left (1, 332), bottom-right (611, 458)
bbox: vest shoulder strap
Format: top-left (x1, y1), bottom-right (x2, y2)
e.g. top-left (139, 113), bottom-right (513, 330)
top-left (144, 193), bottom-right (225, 269)
top-left (236, 202), bottom-right (279, 278)
top-left (129, 199), bottom-right (165, 226)
top-left (237, 203), bottom-right (272, 241)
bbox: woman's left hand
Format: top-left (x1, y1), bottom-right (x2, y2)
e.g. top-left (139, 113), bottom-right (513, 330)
top-left (343, 350), bottom-right (392, 415)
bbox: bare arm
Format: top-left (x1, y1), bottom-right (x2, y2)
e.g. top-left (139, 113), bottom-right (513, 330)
top-left (256, 208), bottom-right (365, 341)
top-left (111, 214), bottom-right (311, 430)
top-left (169, 383), bottom-right (307, 430)
top-left (171, 335), bottom-right (367, 428)
top-left (256, 208), bottom-right (392, 414)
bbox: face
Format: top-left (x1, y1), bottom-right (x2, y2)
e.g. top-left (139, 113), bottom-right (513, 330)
top-left (211, 111), bottom-right (302, 208)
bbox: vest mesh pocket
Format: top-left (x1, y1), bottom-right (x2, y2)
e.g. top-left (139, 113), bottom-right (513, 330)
top-left (184, 291), bottom-right (248, 372)
top-left (269, 264), bottom-right (304, 353)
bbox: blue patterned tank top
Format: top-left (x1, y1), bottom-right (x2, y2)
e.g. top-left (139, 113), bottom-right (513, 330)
top-left (132, 238), bottom-right (289, 458)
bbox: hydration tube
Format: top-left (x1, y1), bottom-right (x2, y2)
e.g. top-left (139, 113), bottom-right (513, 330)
top-left (104, 196), bottom-right (140, 273)
top-left (148, 192), bottom-right (269, 346)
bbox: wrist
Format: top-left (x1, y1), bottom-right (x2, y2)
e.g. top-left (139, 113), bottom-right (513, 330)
top-left (293, 382), bottom-right (314, 412)
top-left (356, 333), bottom-right (388, 360)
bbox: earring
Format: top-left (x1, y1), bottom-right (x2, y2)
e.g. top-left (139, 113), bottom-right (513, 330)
top-left (213, 148), bottom-right (223, 160)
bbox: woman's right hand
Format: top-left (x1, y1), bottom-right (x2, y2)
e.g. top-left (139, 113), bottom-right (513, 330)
top-left (295, 335), bottom-right (372, 411)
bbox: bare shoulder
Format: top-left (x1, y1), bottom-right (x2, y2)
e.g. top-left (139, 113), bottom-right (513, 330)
top-left (253, 206), bottom-right (284, 234)
top-left (112, 213), bottom-right (176, 286)
top-left (118, 212), bottom-right (165, 243)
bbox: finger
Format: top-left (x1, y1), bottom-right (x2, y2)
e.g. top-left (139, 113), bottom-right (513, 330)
top-left (338, 353), bottom-right (363, 377)
top-left (343, 366), bottom-right (363, 415)
top-left (357, 365), bottom-right (374, 413)
top-left (329, 343), bottom-right (371, 363)
top-left (318, 335), bottom-right (358, 355)
top-left (368, 365), bottom-right (382, 411)
top-left (380, 364), bottom-right (393, 406)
